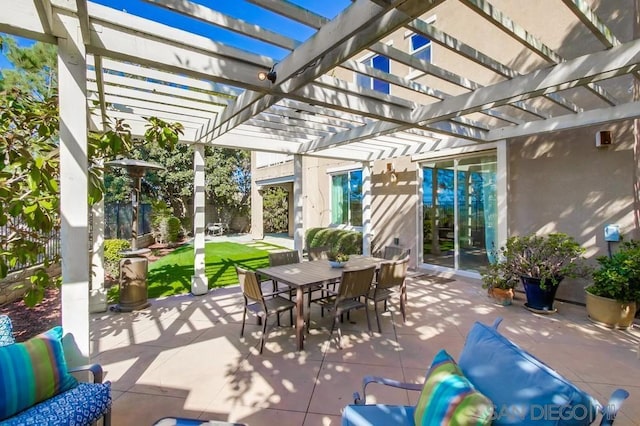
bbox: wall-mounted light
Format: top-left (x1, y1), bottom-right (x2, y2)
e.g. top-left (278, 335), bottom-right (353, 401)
top-left (386, 162), bottom-right (397, 183)
top-left (595, 130), bottom-right (612, 148)
top-left (258, 64), bottom-right (277, 83)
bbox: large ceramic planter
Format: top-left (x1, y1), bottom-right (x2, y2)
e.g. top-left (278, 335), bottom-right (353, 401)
top-left (585, 291), bottom-right (636, 330)
top-left (521, 276), bottom-right (561, 313)
top-left (488, 287), bottom-right (514, 306)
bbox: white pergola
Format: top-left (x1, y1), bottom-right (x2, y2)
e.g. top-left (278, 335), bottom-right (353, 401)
top-left (2, 0), bottom-right (640, 362)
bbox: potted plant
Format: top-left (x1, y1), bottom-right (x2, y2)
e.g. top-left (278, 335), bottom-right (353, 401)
top-left (481, 261), bottom-right (516, 306)
top-left (586, 241), bottom-right (640, 329)
top-left (328, 251), bottom-right (350, 268)
top-left (488, 233), bottom-right (587, 313)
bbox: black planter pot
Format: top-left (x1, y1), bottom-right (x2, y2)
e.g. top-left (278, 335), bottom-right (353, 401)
top-left (520, 275), bottom-right (562, 313)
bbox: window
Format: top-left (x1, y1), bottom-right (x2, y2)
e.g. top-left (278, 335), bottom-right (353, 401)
top-left (331, 169), bottom-right (362, 226)
top-left (410, 34), bottom-right (431, 63)
top-left (355, 55), bottom-right (390, 94)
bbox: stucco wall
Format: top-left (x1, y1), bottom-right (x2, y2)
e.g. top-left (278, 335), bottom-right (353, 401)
top-left (508, 121), bottom-right (638, 302)
top-left (370, 157), bottom-right (419, 268)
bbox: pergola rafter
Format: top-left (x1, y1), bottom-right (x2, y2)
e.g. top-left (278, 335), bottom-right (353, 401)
top-left (2, 0), bottom-right (638, 160)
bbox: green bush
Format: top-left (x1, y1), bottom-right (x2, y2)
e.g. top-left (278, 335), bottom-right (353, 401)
top-left (167, 216), bottom-right (181, 243)
top-left (104, 239), bottom-right (130, 277)
top-left (305, 227), bottom-right (362, 255)
top-left (588, 240), bottom-right (640, 302)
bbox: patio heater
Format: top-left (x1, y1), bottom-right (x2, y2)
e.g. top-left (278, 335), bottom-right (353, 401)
top-left (105, 159), bottom-right (164, 312)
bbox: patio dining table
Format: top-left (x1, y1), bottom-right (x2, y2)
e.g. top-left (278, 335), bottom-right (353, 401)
top-left (256, 255), bottom-right (386, 351)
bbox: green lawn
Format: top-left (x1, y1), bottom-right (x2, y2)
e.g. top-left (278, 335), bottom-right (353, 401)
top-left (109, 241), bottom-right (283, 301)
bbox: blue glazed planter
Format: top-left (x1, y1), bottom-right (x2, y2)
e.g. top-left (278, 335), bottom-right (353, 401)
top-left (521, 275), bottom-right (562, 312)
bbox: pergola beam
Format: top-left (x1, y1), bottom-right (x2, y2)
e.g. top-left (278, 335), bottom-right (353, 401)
top-left (144, 0), bottom-right (301, 51)
top-left (406, 18), bottom-right (582, 114)
top-left (462, 0), bottom-right (619, 106)
top-left (301, 36), bottom-right (640, 153)
top-left (206, 0), bottom-right (446, 141)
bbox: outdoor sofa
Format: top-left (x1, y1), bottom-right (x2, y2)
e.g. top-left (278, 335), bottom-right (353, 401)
top-left (342, 318), bottom-right (628, 425)
top-left (0, 315), bottom-right (112, 425)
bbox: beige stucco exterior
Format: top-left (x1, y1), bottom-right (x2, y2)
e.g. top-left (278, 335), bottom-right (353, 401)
top-left (251, 1), bottom-right (640, 304)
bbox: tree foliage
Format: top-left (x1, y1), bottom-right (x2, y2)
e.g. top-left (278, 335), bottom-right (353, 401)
top-left (0, 35), bottom-right (57, 99)
top-left (262, 187), bottom-right (288, 233)
top-left (0, 86), bottom-right (183, 306)
top-left (105, 144), bottom-right (252, 230)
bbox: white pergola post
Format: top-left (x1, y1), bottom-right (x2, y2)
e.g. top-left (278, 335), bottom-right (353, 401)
top-left (89, 196), bottom-right (107, 313)
top-left (250, 152), bottom-right (264, 241)
top-left (58, 13), bottom-right (90, 364)
top-left (362, 161), bottom-right (372, 255)
top-left (293, 154), bottom-right (304, 257)
top-left (191, 143), bottom-right (207, 295)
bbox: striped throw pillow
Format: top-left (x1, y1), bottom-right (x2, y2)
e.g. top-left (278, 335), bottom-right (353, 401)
top-left (414, 349), bottom-right (493, 426)
top-left (0, 326), bottom-right (78, 420)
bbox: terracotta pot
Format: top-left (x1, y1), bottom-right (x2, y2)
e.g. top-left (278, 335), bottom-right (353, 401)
top-left (489, 287), bottom-right (514, 306)
top-left (585, 291), bottom-right (636, 330)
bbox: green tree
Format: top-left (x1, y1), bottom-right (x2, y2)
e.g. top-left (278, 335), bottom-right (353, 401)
top-left (0, 87), bottom-right (183, 306)
top-left (105, 144), bottom-right (251, 230)
top-left (263, 187), bottom-right (288, 233)
top-left (0, 35), bottom-right (57, 99)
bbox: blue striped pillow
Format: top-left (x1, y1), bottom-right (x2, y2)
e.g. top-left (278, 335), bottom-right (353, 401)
top-left (414, 349), bottom-right (493, 426)
top-left (0, 326), bottom-right (78, 420)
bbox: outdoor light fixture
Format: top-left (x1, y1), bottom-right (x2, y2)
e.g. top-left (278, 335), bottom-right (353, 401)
top-left (386, 162), bottom-right (397, 183)
top-left (258, 64), bottom-right (277, 83)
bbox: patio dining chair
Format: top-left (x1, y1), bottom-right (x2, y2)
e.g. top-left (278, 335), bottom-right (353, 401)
top-left (236, 267), bottom-right (296, 354)
top-left (366, 256), bottom-right (409, 332)
top-left (308, 245), bottom-right (330, 261)
top-left (268, 250), bottom-right (300, 296)
top-left (383, 246), bottom-right (411, 261)
top-left (308, 265), bottom-right (376, 349)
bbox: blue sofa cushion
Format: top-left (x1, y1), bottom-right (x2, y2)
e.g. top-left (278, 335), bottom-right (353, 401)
top-left (458, 320), bottom-right (601, 426)
top-left (2, 381), bottom-right (112, 426)
top-left (342, 404), bottom-right (415, 426)
top-left (0, 315), bottom-right (14, 347)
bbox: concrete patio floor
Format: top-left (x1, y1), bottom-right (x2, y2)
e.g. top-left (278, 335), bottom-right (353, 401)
top-left (90, 272), bottom-right (640, 426)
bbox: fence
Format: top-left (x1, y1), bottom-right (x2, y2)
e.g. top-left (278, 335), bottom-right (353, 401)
top-left (1, 219), bottom-right (61, 274)
top-left (104, 202), bottom-right (152, 240)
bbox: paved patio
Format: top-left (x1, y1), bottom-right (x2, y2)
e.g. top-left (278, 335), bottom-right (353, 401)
top-left (91, 270), bottom-right (640, 426)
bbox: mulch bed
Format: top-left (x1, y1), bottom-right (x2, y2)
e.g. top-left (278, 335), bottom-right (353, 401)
top-left (0, 287), bottom-right (61, 342)
top-left (0, 239), bottom-right (188, 342)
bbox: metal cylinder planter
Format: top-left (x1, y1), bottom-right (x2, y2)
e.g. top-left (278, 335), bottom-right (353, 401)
top-left (585, 291), bottom-right (636, 330)
top-left (116, 255), bottom-right (151, 312)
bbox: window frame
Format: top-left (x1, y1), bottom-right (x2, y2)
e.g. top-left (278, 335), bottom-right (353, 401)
top-left (329, 168), bottom-right (363, 228)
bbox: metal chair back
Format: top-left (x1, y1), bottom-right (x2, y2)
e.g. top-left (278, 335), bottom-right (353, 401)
top-left (338, 266), bottom-right (376, 301)
top-left (377, 257), bottom-right (409, 290)
top-left (308, 246), bottom-right (330, 261)
top-left (269, 250), bottom-right (300, 266)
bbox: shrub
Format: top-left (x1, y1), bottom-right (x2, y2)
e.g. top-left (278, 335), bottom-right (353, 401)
top-left (588, 240), bottom-right (640, 302)
top-left (167, 216), bottom-right (181, 243)
top-left (104, 239), bottom-right (130, 278)
top-left (482, 233), bottom-right (587, 290)
top-left (305, 227), bottom-right (362, 255)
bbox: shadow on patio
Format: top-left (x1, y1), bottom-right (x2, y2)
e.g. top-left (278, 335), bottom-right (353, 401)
top-left (90, 275), bottom-right (640, 425)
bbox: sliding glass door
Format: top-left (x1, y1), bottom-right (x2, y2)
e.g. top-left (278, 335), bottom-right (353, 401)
top-left (422, 153), bottom-right (497, 273)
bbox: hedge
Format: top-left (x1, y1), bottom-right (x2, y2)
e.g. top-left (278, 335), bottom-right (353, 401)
top-left (305, 227), bottom-right (362, 255)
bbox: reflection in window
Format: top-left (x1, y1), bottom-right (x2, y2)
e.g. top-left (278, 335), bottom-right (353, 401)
top-left (331, 169), bottom-right (362, 226)
top-left (411, 33), bottom-right (431, 63)
top-left (355, 55), bottom-right (390, 94)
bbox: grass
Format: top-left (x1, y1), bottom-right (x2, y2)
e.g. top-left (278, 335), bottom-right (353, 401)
top-left (108, 241), bottom-right (284, 301)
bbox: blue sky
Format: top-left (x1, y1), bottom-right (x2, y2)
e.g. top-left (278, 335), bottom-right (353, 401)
top-left (2, 1), bottom-right (350, 69)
